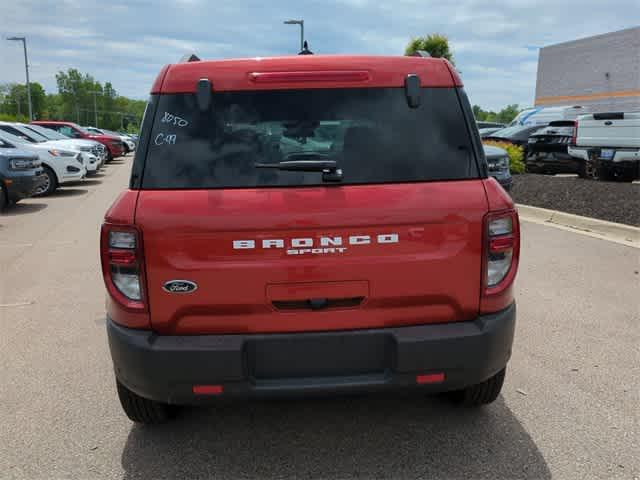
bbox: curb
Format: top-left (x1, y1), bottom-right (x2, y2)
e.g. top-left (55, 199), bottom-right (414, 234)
top-left (516, 204), bottom-right (640, 248)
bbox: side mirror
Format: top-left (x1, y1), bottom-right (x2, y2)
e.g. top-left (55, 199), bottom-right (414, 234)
top-left (405, 74), bottom-right (421, 109)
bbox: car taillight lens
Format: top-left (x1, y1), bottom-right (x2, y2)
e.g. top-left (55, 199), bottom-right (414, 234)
top-left (487, 215), bottom-right (515, 286)
top-left (571, 120), bottom-right (578, 145)
top-left (100, 225), bottom-right (146, 310)
top-left (481, 210), bottom-right (520, 313)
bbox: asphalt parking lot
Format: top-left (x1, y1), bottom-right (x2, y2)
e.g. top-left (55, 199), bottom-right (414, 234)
top-left (1, 156), bottom-right (638, 479)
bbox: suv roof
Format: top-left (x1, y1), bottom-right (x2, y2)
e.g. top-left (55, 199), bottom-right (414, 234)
top-left (152, 55), bottom-right (462, 94)
top-left (32, 121), bottom-right (78, 126)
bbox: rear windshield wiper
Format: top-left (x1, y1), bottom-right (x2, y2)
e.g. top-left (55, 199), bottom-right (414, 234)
top-left (255, 160), bottom-right (343, 182)
top-left (255, 160), bottom-right (335, 171)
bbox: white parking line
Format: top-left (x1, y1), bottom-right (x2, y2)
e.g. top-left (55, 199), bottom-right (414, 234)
top-left (0, 301), bottom-right (34, 308)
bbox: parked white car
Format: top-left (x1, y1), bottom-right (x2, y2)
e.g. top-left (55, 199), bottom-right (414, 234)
top-left (21, 123), bottom-right (108, 165)
top-left (0, 122), bottom-right (101, 175)
top-left (510, 105), bottom-right (591, 127)
top-left (0, 130), bottom-right (86, 196)
top-left (568, 112), bottom-right (640, 181)
top-left (85, 127), bottom-right (136, 153)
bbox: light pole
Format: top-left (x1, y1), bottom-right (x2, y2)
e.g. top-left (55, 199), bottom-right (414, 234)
top-left (283, 19), bottom-right (304, 51)
top-left (88, 90), bottom-right (101, 127)
top-left (7, 36), bottom-right (32, 121)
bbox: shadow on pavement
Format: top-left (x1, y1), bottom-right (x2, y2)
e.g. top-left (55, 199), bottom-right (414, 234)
top-left (49, 188), bottom-right (89, 197)
top-left (0, 202), bottom-right (47, 216)
top-left (107, 160), bottom-right (126, 165)
top-left (79, 179), bottom-right (103, 186)
top-left (120, 394), bottom-right (550, 479)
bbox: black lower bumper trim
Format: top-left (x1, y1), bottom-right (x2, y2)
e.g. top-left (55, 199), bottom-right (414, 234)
top-left (107, 304), bottom-right (516, 404)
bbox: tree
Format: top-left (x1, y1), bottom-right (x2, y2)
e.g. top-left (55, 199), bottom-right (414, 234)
top-left (495, 104), bottom-right (520, 124)
top-left (473, 104), bottom-right (520, 124)
top-left (405, 34), bottom-right (454, 64)
top-left (0, 82), bottom-right (47, 119)
top-left (52, 69), bottom-right (146, 130)
top-left (1, 70), bottom-right (146, 131)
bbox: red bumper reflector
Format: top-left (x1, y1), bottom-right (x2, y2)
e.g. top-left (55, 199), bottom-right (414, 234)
top-left (489, 236), bottom-right (514, 252)
top-left (192, 385), bottom-right (224, 395)
top-left (109, 250), bottom-right (137, 265)
top-left (416, 373), bottom-right (445, 384)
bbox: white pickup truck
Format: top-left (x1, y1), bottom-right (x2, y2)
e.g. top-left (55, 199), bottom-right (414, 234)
top-left (568, 112), bottom-right (640, 181)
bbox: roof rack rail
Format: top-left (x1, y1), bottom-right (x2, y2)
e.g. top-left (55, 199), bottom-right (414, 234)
top-left (179, 53), bottom-right (201, 63)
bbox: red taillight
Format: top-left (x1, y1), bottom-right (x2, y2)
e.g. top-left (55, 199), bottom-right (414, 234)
top-left (100, 224), bottom-right (147, 312)
top-left (248, 70), bottom-right (371, 84)
top-left (571, 120), bottom-right (578, 146)
top-left (481, 210), bottom-right (520, 313)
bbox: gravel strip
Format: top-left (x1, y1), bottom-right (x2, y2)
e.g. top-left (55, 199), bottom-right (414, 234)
top-left (512, 174), bottom-right (640, 226)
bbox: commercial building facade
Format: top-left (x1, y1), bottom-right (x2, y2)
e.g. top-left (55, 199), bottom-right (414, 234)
top-left (535, 27), bottom-right (640, 113)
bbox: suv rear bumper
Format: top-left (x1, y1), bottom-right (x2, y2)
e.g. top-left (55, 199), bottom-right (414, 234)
top-left (107, 303), bottom-right (515, 405)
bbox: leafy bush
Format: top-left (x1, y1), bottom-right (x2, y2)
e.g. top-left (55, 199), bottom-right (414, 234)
top-left (483, 140), bottom-right (526, 174)
top-left (0, 113), bottom-right (29, 123)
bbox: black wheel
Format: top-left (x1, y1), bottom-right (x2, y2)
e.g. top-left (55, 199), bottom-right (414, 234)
top-left (116, 380), bottom-right (175, 424)
top-left (33, 166), bottom-right (57, 196)
top-left (105, 150), bottom-right (113, 163)
top-left (577, 161), bottom-right (588, 179)
top-left (594, 162), bottom-right (611, 182)
top-left (447, 368), bottom-right (506, 406)
top-left (0, 183), bottom-right (7, 211)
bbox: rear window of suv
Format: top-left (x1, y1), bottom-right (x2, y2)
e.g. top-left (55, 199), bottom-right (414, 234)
top-left (140, 87), bottom-right (479, 189)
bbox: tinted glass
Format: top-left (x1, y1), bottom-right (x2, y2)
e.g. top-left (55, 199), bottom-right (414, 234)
top-left (57, 126), bottom-right (77, 137)
top-left (141, 88), bottom-right (478, 189)
top-left (0, 125), bottom-right (36, 143)
top-left (0, 130), bottom-right (29, 145)
top-left (24, 125), bottom-right (66, 140)
top-left (491, 125), bottom-right (541, 140)
top-left (12, 124), bottom-right (48, 143)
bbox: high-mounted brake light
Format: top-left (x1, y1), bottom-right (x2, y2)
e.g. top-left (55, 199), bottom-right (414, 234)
top-left (100, 225), bottom-right (147, 311)
top-left (248, 70), bottom-right (371, 84)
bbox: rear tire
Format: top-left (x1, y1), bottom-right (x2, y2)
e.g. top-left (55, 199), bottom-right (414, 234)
top-left (447, 368), bottom-right (506, 406)
top-left (577, 161), bottom-right (588, 179)
top-left (34, 166), bottom-right (57, 196)
top-left (116, 380), bottom-right (175, 424)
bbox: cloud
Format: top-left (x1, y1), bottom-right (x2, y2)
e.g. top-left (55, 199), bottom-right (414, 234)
top-left (0, 0), bottom-right (637, 109)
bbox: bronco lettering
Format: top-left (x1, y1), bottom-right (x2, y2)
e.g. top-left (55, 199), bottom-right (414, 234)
top-left (233, 234), bottom-right (399, 254)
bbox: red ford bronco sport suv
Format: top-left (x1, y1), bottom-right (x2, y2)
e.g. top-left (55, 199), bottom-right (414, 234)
top-left (102, 54), bottom-right (520, 424)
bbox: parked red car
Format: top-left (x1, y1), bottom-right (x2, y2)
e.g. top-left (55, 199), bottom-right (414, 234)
top-left (102, 54), bottom-right (520, 424)
top-left (31, 121), bottom-right (125, 161)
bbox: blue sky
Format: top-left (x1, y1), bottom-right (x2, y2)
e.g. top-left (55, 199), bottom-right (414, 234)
top-left (0, 0), bottom-right (637, 110)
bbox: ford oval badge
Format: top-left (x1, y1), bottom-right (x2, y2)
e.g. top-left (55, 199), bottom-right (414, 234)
top-left (163, 280), bottom-right (198, 294)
